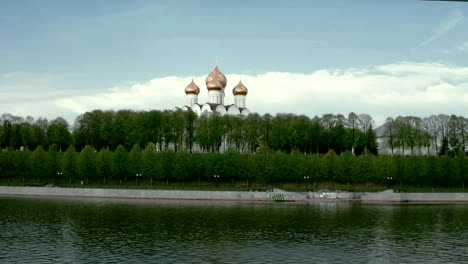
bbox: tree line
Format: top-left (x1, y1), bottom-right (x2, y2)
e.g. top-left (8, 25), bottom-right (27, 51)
top-left (0, 111), bottom-right (378, 155)
top-left (0, 145), bottom-right (466, 189)
top-left (382, 115), bottom-right (468, 156)
top-left (2, 111), bottom-right (468, 156)
top-left (1, 111), bottom-right (467, 189)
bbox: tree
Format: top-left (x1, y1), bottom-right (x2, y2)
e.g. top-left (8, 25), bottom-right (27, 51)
top-left (9, 124), bottom-right (24, 150)
top-left (424, 115), bottom-right (439, 155)
top-left (225, 115), bottom-right (245, 152)
top-left (161, 111), bottom-right (175, 150)
top-left (195, 113), bottom-right (225, 153)
top-left (348, 112), bottom-right (359, 155)
top-left (195, 115), bottom-right (210, 152)
top-left (157, 149), bottom-right (175, 185)
top-left (382, 117), bottom-right (396, 155)
top-left (260, 113), bottom-right (272, 148)
top-left (128, 144), bottom-right (142, 184)
top-left (173, 152), bottom-right (189, 185)
top-left (110, 111), bottom-right (133, 150)
top-left (358, 154), bottom-right (375, 187)
top-left (336, 151), bottom-right (356, 188)
top-left (320, 150), bottom-right (337, 184)
top-left (290, 115), bottom-right (311, 154)
top-left (0, 120), bottom-right (12, 149)
top-left (48, 144), bottom-right (63, 185)
top-left (35, 118), bottom-right (49, 148)
top-left (78, 145), bottom-right (97, 184)
top-left (112, 145), bottom-right (128, 184)
top-left (309, 116), bottom-right (323, 155)
top-left (30, 122), bottom-right (46, 150)
top-left (63, 145), bottom-right (79, 184)
top-left (47, 117), bottom-right (72, 151)
top-left (447, 115), bottom-right (467, 156)
top-left (364, 124), bottom-right (378, 155)
top-left (96, 147), bottom-right (112, 185)
top-left (245, 114), bottom-right (262, 153)
top-left (171, 110), bottom-right (186, 152)
top-left (184, 110), bottom-right (197, 153)
top-left (437, 114), bottom-right (450, 155)
top-left (141, 142), bottom-right (158, 185)
top-left (141, 111), bottom-right (164, 151)
top-left (30, 146), bottom-right (48, 183)
top-left (320, 114), bottom-right (348, 154)
top-left (356, 114), bottom-right (376, 155)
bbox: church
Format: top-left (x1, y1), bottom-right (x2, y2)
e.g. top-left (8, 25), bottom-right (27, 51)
top-left (179, 66), bottom-right (251, 116)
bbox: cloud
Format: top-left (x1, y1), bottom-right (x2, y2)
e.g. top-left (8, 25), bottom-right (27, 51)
top-left (416, 9), bottom-right (464, 49)
top-left (2, 62), bottom-right (468, 127)
top-left (58, 62), bottom-right (468, 126)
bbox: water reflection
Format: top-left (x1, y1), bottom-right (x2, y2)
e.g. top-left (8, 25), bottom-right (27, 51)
top-left (0, 197), bottom-right (467, 263)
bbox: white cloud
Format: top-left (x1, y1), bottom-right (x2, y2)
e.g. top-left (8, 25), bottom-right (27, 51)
top-left (417, 9), bottom-right (464, 49)
top-left (2, 62), bottom-right (468, 126)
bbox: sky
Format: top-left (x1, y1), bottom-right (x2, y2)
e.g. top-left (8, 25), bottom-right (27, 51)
top-left (1, 0), bottom-right (468, 126)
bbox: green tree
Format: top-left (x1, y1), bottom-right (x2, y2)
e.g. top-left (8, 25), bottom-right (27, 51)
top-left (171, 110), bottom-right (186, 152)
top-left (63, 145), bottom-right (79, 184)
top-left (348, 112), bottom-right (359, 154)
top-left (96, 147), bottom-right (112, 185)
top-left (382, 117), bottom-right (396, 155)
top-left (141, 143), bottom-right (158, 185)
top-left (47, 117), bottom-right (72, 151)
top-left (48, 144), bottom-right (63, 185)
top-left (112, 145), bottom-right (129, 184)
top-left (245, 114), bottom-right (262, 153)
top-left (30, 146), bottom-right (48, 183)
top-left (128, 144), bottom-right (142, 184)
top-left (0, 120), bottom-right (12, 149)
top-left (173, 152), bottom-right (189, 185)
top-left (78, 145), bottom-right (97, 184)
top-left (184, 110), bottom-right (197, 153)
top-left (9, 124), bottom-right (23, 150)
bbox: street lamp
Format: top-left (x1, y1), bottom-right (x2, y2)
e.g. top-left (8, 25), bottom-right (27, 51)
top-left (136, 173), bottom-right (142, 186)
top-left (304, 176), bottom-right (310, 191)
top-left (386, 176), bottom-right (393, 189)
top-left (56, 172), bottom-right (63, 186)
top-left (214, 174), bottom-right (220, 187)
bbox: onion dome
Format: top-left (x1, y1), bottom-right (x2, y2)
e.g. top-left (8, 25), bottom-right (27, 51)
top-left (206, 65), bottom-right (227, 88)
top-left (232, 80), bottom-right (248, 95)
top-left (185, 79), bottom-right (200, 95)
top-left (206, 79), bottom-right (223, 91)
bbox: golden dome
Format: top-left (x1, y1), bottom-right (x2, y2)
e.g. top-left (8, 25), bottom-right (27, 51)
top-left (207, 80), bottom-right (223, 91)
top-left (232, 80), bottom-right (248, 95)
top-left (185, 79), bottom-right (200, 95)
top-left (206, 65), bottom-right (227, 88)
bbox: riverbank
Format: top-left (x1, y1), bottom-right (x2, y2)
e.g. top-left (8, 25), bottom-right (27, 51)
top-left (0, 186), bottom-right (467, 203)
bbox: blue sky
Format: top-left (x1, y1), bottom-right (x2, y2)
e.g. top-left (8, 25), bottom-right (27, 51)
top-left (1, 0), bottom-right (468, 125)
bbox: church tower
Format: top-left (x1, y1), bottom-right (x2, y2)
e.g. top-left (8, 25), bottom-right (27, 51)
top-left (205, 65), bottom-right (227, 104)
top-left (184, 79), bottom-right (200, 106)
top-left (232, 80), bottom-right (248, 108)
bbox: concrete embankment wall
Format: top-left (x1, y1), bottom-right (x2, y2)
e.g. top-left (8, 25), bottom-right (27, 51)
top-left (0, 187), bottom-right (467, 203)
top-left (360, 190), bottom-right (468, 202)
top-left (0, 186), bottom-right (294, 201)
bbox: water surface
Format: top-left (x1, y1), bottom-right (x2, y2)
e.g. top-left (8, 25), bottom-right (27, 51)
top-left (0, 197), bottom-right (467, 263)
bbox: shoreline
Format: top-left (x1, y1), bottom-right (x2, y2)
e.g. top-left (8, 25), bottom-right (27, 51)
top-left (0, 186), bottom-right (467, 203)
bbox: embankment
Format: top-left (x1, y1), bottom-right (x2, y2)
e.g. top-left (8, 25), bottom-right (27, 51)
top-left (0, 186), bottom-right (467, 203)
top-left (0, 186), bottom-right (298, 201)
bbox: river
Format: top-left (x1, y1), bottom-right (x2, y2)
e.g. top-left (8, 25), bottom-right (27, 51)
top-left (0, 196), bottom-right (466, 263)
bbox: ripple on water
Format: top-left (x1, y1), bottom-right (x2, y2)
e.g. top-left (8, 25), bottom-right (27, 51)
top-left (0, 198), bottom-right (467, 263)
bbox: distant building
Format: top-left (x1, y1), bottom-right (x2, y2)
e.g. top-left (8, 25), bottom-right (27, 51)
top-left (177, 66), bottom-right (251, 116)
